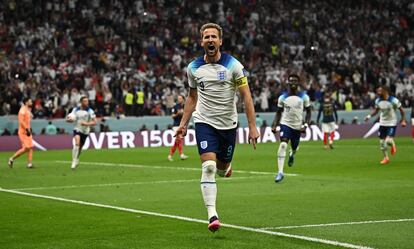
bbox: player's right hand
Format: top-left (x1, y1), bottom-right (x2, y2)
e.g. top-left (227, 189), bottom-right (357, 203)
top-left (248, 127), bottom-right (260, 150)
top-left (174, 126), bottom-right (187, 138)
top-left (400, 119), bottom-right (407, 127)
top-left (26, 128), bottom-right (32, 137)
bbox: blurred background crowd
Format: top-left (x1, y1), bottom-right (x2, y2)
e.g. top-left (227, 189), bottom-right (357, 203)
top-left (0, 0), bottom-right (413, 119)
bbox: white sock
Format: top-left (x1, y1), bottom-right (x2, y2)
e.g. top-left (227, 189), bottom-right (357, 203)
top-left (201, 160), bottom-right (218, 220)
top-left (278, 142), bottom-right (287, 173)
top-left (72, 146), bottom-right (79, 161)
top-left (380, 139), bottom-right (388, 158)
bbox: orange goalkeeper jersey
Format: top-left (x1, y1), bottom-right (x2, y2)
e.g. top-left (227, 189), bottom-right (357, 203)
top-left (18, 106), bottom-right (31, 135)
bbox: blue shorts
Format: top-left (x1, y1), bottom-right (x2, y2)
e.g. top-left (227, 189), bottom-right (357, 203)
top-left (279, 124), bottom-right (301, 150)
top-left (73, 130), bottom-right (89, 145)
top-left (378, 126), bottom-right (397, 139)
top-left (195, 123), bottom-right (237, 163)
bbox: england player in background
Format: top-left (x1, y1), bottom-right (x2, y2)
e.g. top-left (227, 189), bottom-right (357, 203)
top-left (364, 86), bottom-right (406, 164)
top-left (175, 23), bottom-right (259, 232)
top-left (317, 90), bottom-right (338, 149)
top-left (66, 96), bottom-right (97, 169)
top-left (168, 95), bottom-right (188, 161)
top-left (272, 75), bottom-right (311, 183)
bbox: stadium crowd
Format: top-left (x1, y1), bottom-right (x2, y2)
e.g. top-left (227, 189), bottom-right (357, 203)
top-left (0, 0), bottom-right (413, 119)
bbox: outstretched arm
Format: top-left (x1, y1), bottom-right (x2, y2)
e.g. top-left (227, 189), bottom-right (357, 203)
top-left (364, 107), bottom-right (379, 122)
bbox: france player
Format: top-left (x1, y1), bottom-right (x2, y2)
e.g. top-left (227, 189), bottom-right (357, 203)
top-left (364, 86), bottom-right (406, 164)
top-left (317, 91), bottom-right (338, 149)
top-left (168, 95), bottom-right (188, 161)
top-left (175, 23), bottom-right (259, 232)
top-left (66, 96), bottom-right (97, 169)
top-left (271, 74), bottom-right (311, 183)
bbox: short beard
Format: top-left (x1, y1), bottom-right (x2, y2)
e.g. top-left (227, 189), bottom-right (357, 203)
top-left (205, 47), bottom-right (218, 57)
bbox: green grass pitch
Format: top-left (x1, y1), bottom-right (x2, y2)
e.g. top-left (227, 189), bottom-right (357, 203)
top-left (0, 138), bottom-right (413, 249)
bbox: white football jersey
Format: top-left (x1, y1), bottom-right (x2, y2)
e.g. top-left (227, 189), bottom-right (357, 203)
top-left (375, 96), bottom-right (401, 126)
top-left (70, 106), bottom-right (96, 134)
top-left (278, 92), bottom-right (311, 130)
top-left (187, 53), bottom-right (248, 129)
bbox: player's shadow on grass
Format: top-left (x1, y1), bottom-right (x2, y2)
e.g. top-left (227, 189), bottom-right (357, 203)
top-left (212, 234), bottom-right (226, 240)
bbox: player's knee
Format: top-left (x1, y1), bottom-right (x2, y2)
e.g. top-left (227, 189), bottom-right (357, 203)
top-left (202, 160), bottom-right (217, 174)
top-left (279, 142), bottom-right (288, 151)
top-left (385, 137), bottom-right (393, 144)
top-left (201, 160), bottom-right (217, 182)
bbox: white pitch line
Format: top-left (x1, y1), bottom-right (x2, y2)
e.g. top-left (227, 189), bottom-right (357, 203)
top-left (261, 218), bottom-right (414, 230)
top-left (54, 160), bottom-right (299, 176)
top-left (0, 188), bottom-right (372, 249)
top-left (11, 176), bottom-right (266, 191)
top-left (12, 179), bottom-right (199, 191)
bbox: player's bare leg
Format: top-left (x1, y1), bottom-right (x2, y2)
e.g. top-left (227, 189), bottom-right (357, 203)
top-left (27, 148), bottom-right (34, 168)
top-left (216, 161), bottom-right (232, 178)
top-left (200, 152), bottom-right (220, 232)
top-left (8, 147), bottom-right (29, 168)
top-left (379, 139), bottom-right (389, 164)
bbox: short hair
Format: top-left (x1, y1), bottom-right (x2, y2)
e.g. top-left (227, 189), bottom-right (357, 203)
top-left (22, 97), bottom-right (31, 104)
top-left (379, 85), bottom-right (389, 92)
top-left (200, 23), bottom-right (223, 39)
top-left (80, 96), bottom-right (88, 102)
top-left (288, 74), bottom-right (300, 82)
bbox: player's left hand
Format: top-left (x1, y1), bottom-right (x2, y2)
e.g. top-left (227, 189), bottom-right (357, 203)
top-left (400, 119), bottom-right (407, 127)
top-left (248, 127), bottom-right (259, 150)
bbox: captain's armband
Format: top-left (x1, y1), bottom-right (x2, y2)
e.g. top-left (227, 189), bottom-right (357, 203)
top-left (235, 76), bottom-right (248, 88)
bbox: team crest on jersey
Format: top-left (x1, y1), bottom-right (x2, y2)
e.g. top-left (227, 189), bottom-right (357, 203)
top-left (200, 141), bottom-right (208, 149)
top-left (217, 71), bottom-right (226, 80)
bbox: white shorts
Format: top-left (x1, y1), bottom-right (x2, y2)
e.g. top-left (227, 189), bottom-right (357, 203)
top-left (411, 118), bottom-right (414, 126)
top-left (322, 122), bottom-right (336, 133)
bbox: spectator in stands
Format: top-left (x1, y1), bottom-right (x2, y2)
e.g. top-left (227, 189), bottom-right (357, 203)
top-left (45, 121), bottom-right (58, 135)
top-left (1, 128), bottom-right (11, 136)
